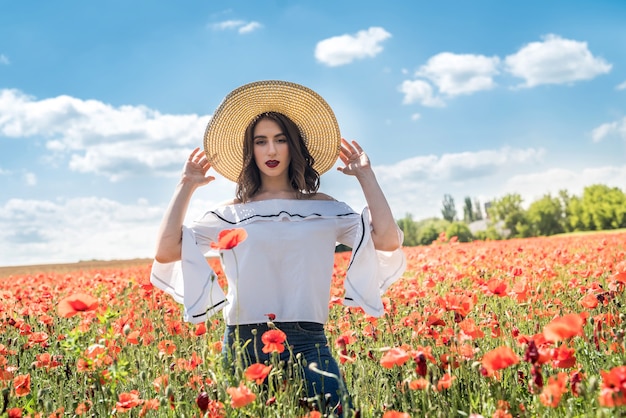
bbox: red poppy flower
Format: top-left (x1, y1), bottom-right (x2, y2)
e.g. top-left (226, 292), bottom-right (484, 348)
top-left (245, 363), bottom-right (272, 384)
top-left (227, 383), bottom-right (256, 408)
top-left (481, 346), bottom-right (520, 377)
top-left (437, 373), bottom-right (455, 391)
top-left (459, 318), bottom-right (485, 340)
top-left (194, 322), bottom-right (207, 336)
top-left (552, 345), bottom-right (576, 369)
top-left (380, 347), bottom-right (410, 369)
top-left (157, 340), bottom-right (177, 356)
top-left (610, 271), bottom-right (626, 285)
top-left (126, 330), bottom-right (140, 345)
top-left (75, 401), bottom-right (92, 415)
top-left (543, 313), bottom-right (584, 342)
top-left (211, 228), bottom-right (248, 250)
top-left (579, 293), bottom-right (598, 309)
top-left (487, 278), bottom-right (508, 296)
top-left (57, 293), bottom-right (99, 318)
top-left (261, 329), bottom-right (287, 354)
top-left (426, 314), bottom-right (446, 327)
top-left (13, 373), bottom-right (30, 397)
top-left (26, 331), bottom-right (49, 348)
top-left (383, 412), bottom-right (411, 418)
top-left (115, 390), bottom-right (143, 412)
top-left (408, 378), bottom-right (429, 390)
top-left (539, 372), bottom-right (568, 407)
top-left (139, 398), bottom-right (160, 416)
top-left (7, 408), bottom-right (22, 418)
top-left (599, 365), bottom-right (626, 407)
top-left (31, 352), bottom-right (60, 370)
top-left (335, 331), bottom-right (356, 348)
top-left (152, 375), bottom-right (168, 392)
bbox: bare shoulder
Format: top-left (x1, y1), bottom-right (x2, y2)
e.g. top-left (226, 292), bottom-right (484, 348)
top-left (308, 192), bottom-right (336, 201)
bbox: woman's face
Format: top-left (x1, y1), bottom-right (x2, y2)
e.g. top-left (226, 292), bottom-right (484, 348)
top-left (253, 118), bottom-right (291, 181)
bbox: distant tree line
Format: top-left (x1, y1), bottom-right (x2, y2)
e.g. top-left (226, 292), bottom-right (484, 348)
top-left (397, 184), bottom-right (626, 246)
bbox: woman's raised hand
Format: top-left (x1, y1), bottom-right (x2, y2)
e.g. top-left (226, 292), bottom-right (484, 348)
top-left (182, 147), bottom-right (215, 187)
top-left (337, 138), bottom-right (372, 177)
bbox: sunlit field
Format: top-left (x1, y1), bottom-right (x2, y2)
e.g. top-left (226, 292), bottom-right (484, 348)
top-left (1, 232), bottom-right (625, 417)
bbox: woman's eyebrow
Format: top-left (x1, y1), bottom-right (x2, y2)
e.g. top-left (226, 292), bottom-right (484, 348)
top-left (253, 132), bottom-right (286, 140)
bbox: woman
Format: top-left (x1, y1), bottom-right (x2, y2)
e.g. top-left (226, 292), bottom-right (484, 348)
top-left (151, 80), bottom-right (406, 414)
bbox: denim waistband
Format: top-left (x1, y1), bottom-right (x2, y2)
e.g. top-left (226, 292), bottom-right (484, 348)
top-left (226, 321), bottom-right (324, 331)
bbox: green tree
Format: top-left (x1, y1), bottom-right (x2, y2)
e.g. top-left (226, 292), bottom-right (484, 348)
top-left (580, 184), bottom-right (626, 231)
top-left (463, 197), bottom-right (474, 223)
top-left (397, 213), bottom-right (418, 246)
top-left (488, 193), bottom-right (529, 238)
top-left (446, 221), bottom-right (473, 242)
top-left (441, 194), bottom-right (457, 222)
top-left (565, 195), bottom-right (586, 232)
top-left (416, 218), bottom-right (450, 245)
top-left (526, 194), bottom-right (565, 236)
top-left (473, 198), bottom-right (484, 221)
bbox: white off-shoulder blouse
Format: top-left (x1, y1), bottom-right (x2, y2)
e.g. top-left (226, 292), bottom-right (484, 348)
top-left (150, 199), bottom-right (406, 325)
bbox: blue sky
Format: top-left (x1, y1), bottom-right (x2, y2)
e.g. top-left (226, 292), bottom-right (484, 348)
top-left (1, 0), bottom-right (625, 266)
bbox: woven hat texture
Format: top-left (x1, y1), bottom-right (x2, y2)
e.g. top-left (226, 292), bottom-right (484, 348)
top-left (204, 80), bottom-right (341, 182)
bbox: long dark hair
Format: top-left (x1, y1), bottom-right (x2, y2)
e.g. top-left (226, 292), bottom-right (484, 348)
top-left (236, 112), bottom-right (320, 202)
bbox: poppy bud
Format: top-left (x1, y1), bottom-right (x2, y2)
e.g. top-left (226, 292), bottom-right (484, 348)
top-left (531, 365), bottom-right (543, 388)
top-left (415, 353), bottom-right (428, 377)
top-left (196, 391), bottom-right (209, 412)
top-left (524, 340), bottom-right (539, 364)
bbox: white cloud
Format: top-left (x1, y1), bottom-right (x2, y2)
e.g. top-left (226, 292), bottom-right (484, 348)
top-left (344, 147), bottom-right (546, 220)
top-left (209, 19), bottom-right (262, 34)
top-left (315, 27), bottom-right (391, 67)
top-left (416, 52), bottom-right (500, 96)
top-left (239, 22), bottom-right (262, 34)
top-left (506, 165), bottom-right (626, 205)
top-left (23, 172), bottom-right (37, 186)
top-left (0, 197), bottom-right (160, 266)
top-left (591, 117), bottom-right (626, 142)
top-left (504, 34), bottom-right (612, 88)
top-left (0, 189), bottom-right (235, 266)
top-left (375, 147), bottom-right (544, 183)
top-left (617, 81), bottom-right (626, 91)
top-left (411, 113), bottom-right (421, 121)
top-left (0, 54), bottom-right (9, 65)
top-left (399, 79), bottom-right (445, 107)
top-left (0, 89), bottom-right (211, 180)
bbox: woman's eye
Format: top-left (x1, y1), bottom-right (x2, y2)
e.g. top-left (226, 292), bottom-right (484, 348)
top-left (254, 140), bottom-right (265, 145)
top-left (277, 138), bottom-right (287, 143)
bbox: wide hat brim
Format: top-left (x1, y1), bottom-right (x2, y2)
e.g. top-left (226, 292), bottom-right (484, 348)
top-left (204, 80), bottom-right (342, 183)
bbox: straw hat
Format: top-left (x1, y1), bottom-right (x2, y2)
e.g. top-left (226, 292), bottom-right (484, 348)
top-left (204, 80), bottom-right (342, 182)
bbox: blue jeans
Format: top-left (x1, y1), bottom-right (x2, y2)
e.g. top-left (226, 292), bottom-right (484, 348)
top-left (222, 322), bottom-right (350, 413)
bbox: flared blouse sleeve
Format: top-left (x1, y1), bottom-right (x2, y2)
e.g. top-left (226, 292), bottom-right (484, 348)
top-left (150, 222), bottom-right (227, 324)
top-left (338, 207), bottom-right (406, 317)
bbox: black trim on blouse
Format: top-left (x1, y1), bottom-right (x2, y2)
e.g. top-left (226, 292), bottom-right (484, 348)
top-left (208, 210), bottom-right (357, 225)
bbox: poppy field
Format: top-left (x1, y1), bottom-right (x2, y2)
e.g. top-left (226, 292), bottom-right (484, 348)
top-left (1, 231), bottom-right (625, 417)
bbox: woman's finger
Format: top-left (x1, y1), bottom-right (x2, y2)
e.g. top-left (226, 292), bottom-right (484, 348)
top-left (351, 140), bottom-right (364, 154)
top-left (188, 147), bottom-right (200, 161)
